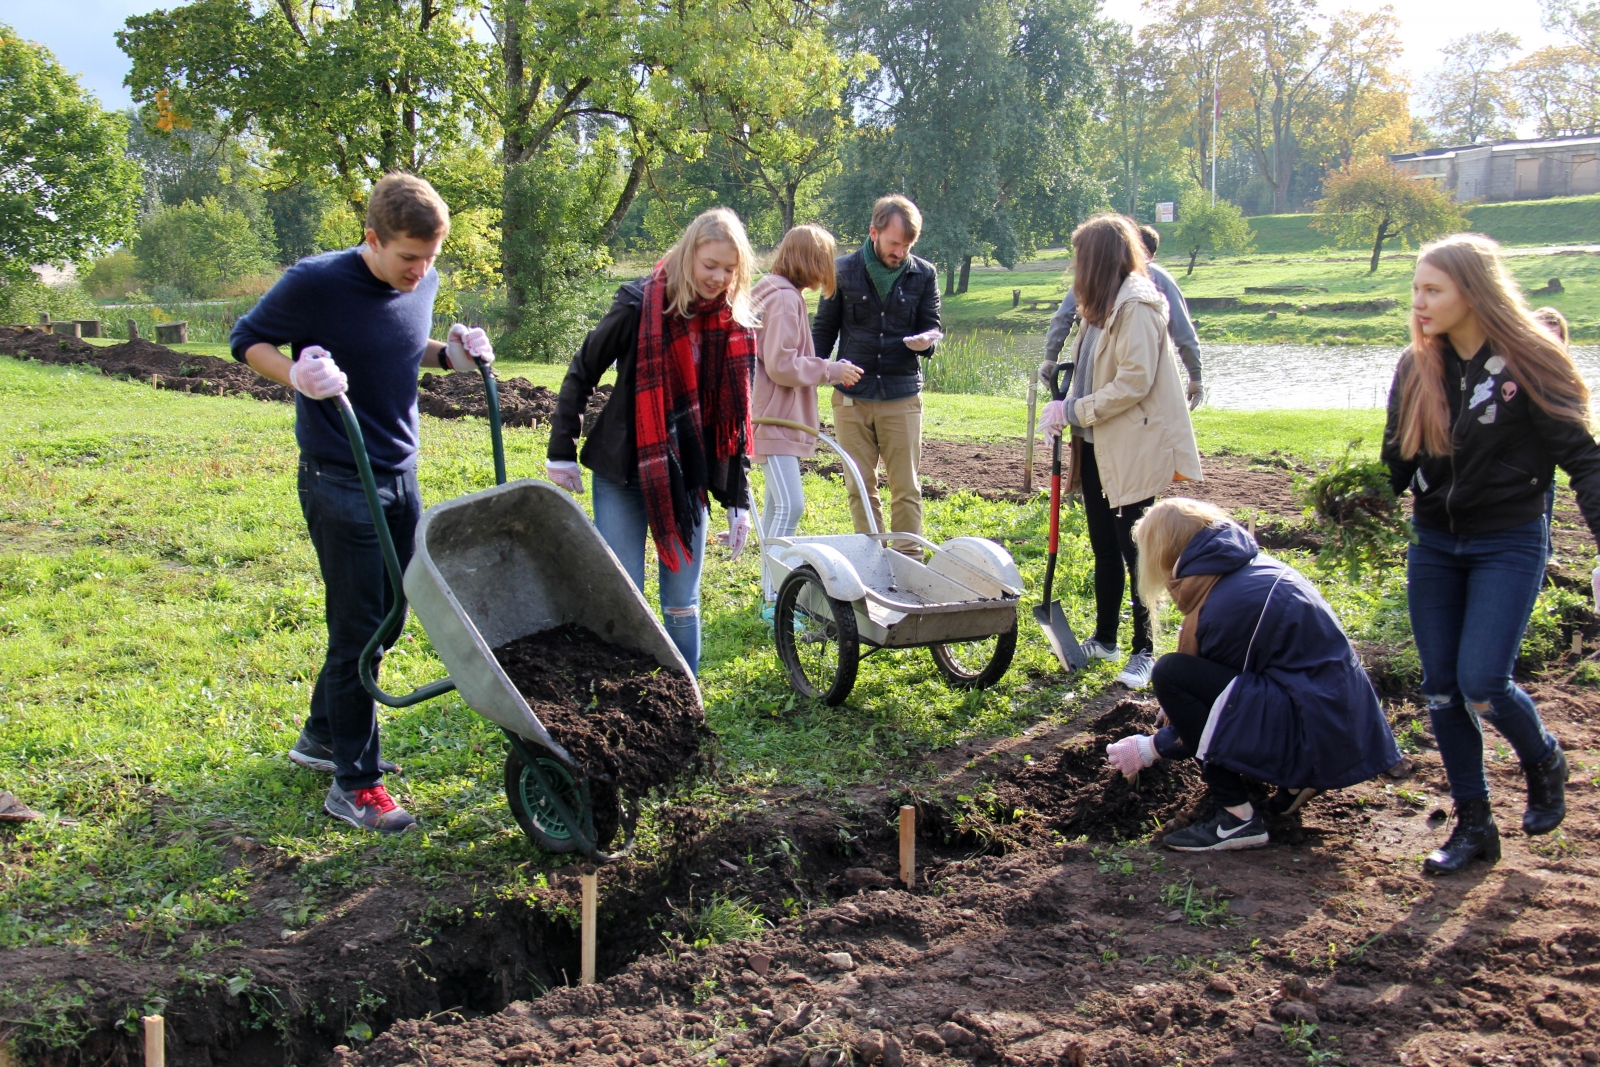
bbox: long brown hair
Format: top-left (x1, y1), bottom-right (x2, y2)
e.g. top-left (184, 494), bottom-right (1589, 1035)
top-left (1070, 214), bottom-right (1148, 328)
top-left (1395, 233), bottom-right (1590, 458)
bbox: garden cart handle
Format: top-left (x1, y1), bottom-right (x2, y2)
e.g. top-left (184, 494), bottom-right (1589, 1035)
top-left (750, 416), bottom-right (881, 536)
top-left (338, 357), bottom-right (505, 708)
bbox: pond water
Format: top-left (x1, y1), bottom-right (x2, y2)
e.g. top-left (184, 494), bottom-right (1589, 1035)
top-left (944, 330), bottom-right (1600, 410)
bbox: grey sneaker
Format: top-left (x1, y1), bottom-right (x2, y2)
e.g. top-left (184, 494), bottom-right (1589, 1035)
top-left (1116, 650), bottom-right (1157, 689)
top-left (1080, 637), bottom-right (1121, 661)
top-left (323, 782), bottom-right (416, 834)
top-left (289, 729), bottom-right (400, 775)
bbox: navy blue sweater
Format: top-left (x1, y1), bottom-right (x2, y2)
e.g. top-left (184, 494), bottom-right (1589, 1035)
top-left (230, 248), bottom-right (438, 473)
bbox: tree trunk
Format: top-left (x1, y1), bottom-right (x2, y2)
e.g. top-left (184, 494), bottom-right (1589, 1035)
top-left (1369, 218), bottom-right (1391, 274)
top-left (501, 9), bottom-right (526, 318)
top-left (781, 183), bottom-right (798, 233)
top-left (1188, 247), bottom-right (1199, 275)
top-left (600, 155), bottom-right (647, 246)
top-left (945, 261), bottom-right (956, 296)
top-left (957, 255), bottom-right (972, 294)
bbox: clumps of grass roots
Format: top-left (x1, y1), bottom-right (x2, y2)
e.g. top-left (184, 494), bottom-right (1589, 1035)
top-left (1295, 440), bottom-right (1409, 580)
top-left (675, 893), bottom-right (771, 949)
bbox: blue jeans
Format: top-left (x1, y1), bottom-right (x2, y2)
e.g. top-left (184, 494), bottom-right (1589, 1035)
top-left (1407, 518), bottom-right (1557, 801)
top-left (591, 475), bottom-right (707, 675)
top-left (297, 453), bottom-right (421, 790)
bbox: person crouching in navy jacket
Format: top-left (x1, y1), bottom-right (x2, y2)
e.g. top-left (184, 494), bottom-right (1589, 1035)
top-left (1105, 498), bottom-right (1401, 852)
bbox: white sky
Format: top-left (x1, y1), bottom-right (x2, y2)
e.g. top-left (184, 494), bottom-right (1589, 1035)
top-left (6, 0), bottom-right (1569, 120)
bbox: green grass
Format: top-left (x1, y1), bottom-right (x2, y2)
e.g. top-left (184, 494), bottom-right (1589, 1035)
top-left (941, 245), bottom-right (1600, 342)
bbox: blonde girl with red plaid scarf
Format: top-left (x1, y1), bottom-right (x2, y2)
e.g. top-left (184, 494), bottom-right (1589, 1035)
top-left (546, 208), bottom-right (759, 674)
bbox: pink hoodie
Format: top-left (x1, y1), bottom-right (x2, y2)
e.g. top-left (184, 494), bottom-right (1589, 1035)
top-left (751, 274), bottom-right (852, 459)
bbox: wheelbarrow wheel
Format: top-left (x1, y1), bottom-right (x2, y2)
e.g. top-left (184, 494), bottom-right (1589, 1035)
top-left (775, 565), bottom-right (859, 706)
top-left (504, 748), bottom-right (619, 854)
top-left (930, 623), bottom-right (1018, 689)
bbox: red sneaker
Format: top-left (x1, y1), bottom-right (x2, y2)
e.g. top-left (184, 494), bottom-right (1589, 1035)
top-left (324, 782), bottom-right (417, 834)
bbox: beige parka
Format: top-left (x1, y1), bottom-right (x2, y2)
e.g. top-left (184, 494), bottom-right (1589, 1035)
top-left (1068, 272), bottom-right (1203, 508)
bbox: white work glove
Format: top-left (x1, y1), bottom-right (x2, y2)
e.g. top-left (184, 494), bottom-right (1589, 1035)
top-left (726, 508), bottom-right (752, 560)
top-left (288, 345), bottom-right (347, 400)
top-left (1039, 398), bottom-right (1069, 441)
top-left (903, 328), bottom-right (944, 353)
top-left (1105, 734), bottom-right (1158, 781)
top-left (1591, 565), bottom-right (1600, 605)
top-left (546, 460), bottom-right (584, 495)
top-left (446, 323), bottom-right (494, 371)
top-left (1186, 379), bottom-right (1203, 410)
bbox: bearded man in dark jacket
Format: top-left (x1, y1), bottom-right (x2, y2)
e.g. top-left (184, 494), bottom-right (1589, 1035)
top-left (811, 195), bottom-right (942, 555)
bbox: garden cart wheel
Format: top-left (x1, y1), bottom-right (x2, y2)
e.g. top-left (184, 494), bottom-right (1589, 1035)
top-left (929, 623), bottom-right (1018, 689)
top-left (504, 747), bottom-right (619, 853)
top-left (775, 565), bottom-right (860, 706)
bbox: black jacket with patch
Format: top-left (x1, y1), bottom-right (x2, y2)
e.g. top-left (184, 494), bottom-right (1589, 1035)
top-left (1381, 341), bottom-right (1600, 542)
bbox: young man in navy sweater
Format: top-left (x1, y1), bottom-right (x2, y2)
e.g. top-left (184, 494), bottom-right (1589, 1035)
top-left (231, 173), bottom-right (493, 833)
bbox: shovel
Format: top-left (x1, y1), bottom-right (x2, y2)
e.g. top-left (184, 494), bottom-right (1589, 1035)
top-left (1033, 358), bottom-right (1087, 672)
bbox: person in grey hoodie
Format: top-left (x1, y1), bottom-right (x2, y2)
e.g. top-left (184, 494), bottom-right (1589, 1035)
top-left (1046, 223), bottom-right (1203, 410)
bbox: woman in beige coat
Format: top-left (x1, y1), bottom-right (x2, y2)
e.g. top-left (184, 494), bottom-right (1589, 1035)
top-left (751, 225), bottom-right (862, 610)
top-left (1041, 214), bottom-right (1203, 688)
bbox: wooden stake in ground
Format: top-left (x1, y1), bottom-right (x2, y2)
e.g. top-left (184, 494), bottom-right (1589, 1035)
top-left (143, 1015), bottom-right (165, 1067)
top-left (580, 870), bottom-right (598, 985)
top-left (1023, 368), bottom-right (1039, 494)
top-left (899, 805), bottom-right (916, 887)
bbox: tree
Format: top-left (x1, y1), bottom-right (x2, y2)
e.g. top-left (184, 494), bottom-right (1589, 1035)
top-left (1315, 7), bottom-right (1412, 168)
top-left (1098, 28), bottom-right (1182, 218)
top-left (1512, 46), bottom-right (1600, 137)
top-left (1143, 0), bottom-right (1246, 192)
top-left (1424, 32), bottom-right (1521, 144)
top-left (841, 0), bottom-right (1102, 293)
top-left (1172, 186), bottom-right (1254, 274)
top-left (134, 198), bottom-right (276, 298)
top-left (0, 25), bottom-right (141, 279)
top-left (1231, 0), bottom-right (1332, 214)
top-left (1313, 157), bottom-right (1465, 273)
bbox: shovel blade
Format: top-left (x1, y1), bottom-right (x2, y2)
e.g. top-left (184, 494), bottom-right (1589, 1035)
top-left (1033, 600), bottom-right (1087, 672)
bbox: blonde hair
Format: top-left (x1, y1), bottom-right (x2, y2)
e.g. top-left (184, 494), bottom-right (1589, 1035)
top-left (1395, 233), bottom-right (1590, 459)
top-left (770, 224), bottom-right (838, 297)
top-left (659, 208), bottom-right (758, 326)
top-left (1533, 305), bottom-right (1570, 344)
top-left (366, 173), bottom-right (450, 242)
top-left (1133, 498), bottom-right (1232, 621)
top-left (871, 195), bottom-right (923, 242)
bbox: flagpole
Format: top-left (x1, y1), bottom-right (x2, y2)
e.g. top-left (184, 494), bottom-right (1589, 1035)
top-left (1211, 58), bottom-right (1219, 207)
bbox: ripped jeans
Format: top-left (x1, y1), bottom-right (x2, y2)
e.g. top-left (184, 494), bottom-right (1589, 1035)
top-left (1407, 517), bottom-right (1557, 801)
top-left (592, 474), bottom-right (707, 675)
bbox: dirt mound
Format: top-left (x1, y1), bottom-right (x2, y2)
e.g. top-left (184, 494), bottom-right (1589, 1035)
top-left (492, 624), bottom-right (708, 796)
top-left (0, 325), bottom-right (295, 402)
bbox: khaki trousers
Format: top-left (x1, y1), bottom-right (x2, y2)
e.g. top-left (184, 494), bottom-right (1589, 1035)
top-left (830, 392), bottom-right (923, 555)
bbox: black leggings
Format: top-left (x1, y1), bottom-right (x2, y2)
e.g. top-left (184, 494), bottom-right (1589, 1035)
top-left (1151, 652), bottom-right (1250, 806)
top-left (1080, 441), bottom-right (1153, 652)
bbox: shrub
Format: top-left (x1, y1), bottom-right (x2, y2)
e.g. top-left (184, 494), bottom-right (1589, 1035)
top-left (83, 249), bottom-right (141, 299)
top-left (133, 198), bottom-right (275, 299)
top-left (1295, 441), bottom-right (1410, 580)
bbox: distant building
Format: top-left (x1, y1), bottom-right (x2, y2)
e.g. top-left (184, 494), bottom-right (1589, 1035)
top-left (1390, 133), bottom-right (1600, 203)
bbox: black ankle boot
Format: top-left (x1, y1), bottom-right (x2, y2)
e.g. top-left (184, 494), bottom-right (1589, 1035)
top-left (1522, 744), bottom-right (1568, 836)
top-left (1423, 798), bottom-right (1500, 876)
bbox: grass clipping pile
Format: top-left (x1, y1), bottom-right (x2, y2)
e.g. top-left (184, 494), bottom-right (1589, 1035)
top-left (491, 624), bottom-right (708, 796)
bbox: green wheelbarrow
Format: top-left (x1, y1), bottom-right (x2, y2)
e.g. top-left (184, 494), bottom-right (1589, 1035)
top-left (331, 358), bottom-right (700, 861)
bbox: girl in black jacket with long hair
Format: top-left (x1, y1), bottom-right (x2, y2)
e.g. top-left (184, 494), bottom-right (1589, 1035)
top-left (1382, 233), bottom-right (1600, 875)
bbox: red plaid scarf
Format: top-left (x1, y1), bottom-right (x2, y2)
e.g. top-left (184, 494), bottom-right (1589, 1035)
top-left (635, 264), bottom-right (756, 570)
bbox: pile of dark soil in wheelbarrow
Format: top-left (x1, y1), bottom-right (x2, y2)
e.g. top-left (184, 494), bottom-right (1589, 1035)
top-left (492, 624), bottom-right (708, 795)
top-left (419, 371), bottom-right (614, 431)
top-left (0, 325), bottom-right (293, 401)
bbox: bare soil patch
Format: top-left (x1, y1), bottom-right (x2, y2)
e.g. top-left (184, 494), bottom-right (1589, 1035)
top-left (0, 325), bottom-right (293, 402)
top-left (491, 624), bottom-right (708, 797)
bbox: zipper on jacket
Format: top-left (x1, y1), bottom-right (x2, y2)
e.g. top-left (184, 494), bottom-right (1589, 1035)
top-left (1443, 352), bottom-right (1475, 534)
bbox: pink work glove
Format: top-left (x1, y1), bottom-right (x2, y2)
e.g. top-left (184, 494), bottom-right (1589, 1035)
top-left (1039, 398), bottom-right (1069, 441)
top-left (446, 323), bottom-right (494, 371)
top-left (726, 508), bottom-right (753, 560)
top-left (289, 345), bottom-right (347, 400)
top-left (1105, 734), bottom-right (1158, 781)
top-left (546, 460), bottom-right (584, 495)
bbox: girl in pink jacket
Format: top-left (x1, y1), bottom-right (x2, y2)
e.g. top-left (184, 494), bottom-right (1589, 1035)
top-left (752, 225), bottom-right (862, 609)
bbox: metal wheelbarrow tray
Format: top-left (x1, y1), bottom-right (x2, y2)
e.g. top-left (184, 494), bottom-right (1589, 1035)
top-left (752, 417), bottom-right (1024, 705)
top-left (334, 361), bottom-right (698, 863)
